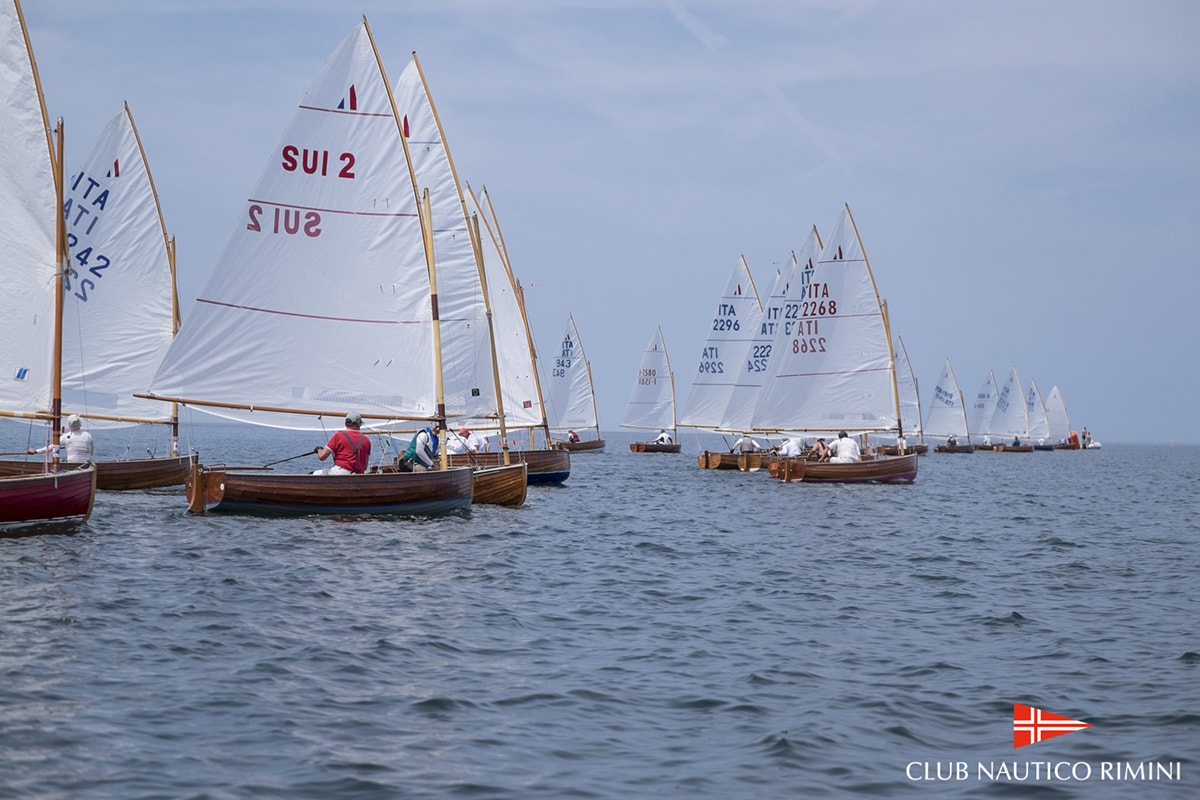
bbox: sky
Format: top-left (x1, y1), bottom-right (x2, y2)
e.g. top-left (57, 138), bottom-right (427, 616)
top-left (20, 1), bottom-right (1200, 444)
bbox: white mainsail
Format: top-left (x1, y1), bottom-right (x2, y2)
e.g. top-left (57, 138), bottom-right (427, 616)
top-left (0, 0), bottom-right (59, 423)
top-left (465, 183), bottom-right (547, 432)
top-left (392, 55), bottom-right (494, 427)
top-left (60, 104), bottom-right (177, 429)
top-left (924, 358), bottom-right (971, 442)
top-left (893, 333), bottom-right (922, 441)
top-left (1045, 385), bottom-right (1072, 443)
top-left (678, 256), bottom-right (762, 430)
top-left (750, 204), bottom-right (900, 434)
top-left (621, 326), bottom-right (676, 435)
top-left (967, 371), bottom-right (999, 440)
top-left (146, 21), bottom-right (438, 430)
top-left (543, 315), bottom-right (602, 436)
top-left (719, 254), bottom-right (795, 432)
top-left (1026, 378), bottom-right (1051, 442)
top-left (987, 366), bottom-right (1030, 441)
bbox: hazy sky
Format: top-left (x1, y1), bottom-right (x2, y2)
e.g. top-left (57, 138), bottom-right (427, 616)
top-left (22, 1), bottom-right (1200, 444)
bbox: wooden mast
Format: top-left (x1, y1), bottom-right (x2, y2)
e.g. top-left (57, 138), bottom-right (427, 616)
top-left (51, 118), bottom-right (66, 450)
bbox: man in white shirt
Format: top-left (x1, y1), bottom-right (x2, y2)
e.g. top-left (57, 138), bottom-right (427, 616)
top-left (28, 414), bottom-right (94, 462)
top-left (828, 431), bottom-right (861, 463)
top-left (445, 427), bottom-right (478, 455)
top-left (779, 437), bottom-right (803, 457)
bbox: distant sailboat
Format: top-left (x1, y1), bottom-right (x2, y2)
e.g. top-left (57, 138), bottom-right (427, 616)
top-left (989, 367), bottom-right (1033, 452)
top-left (1045, 385), bottom-right (1074, 448)
top-left (924, 358), bottom-right (974, 452)
top-left (969, 371), bottom-right (1000, 449)
top-left (623, 327), bottom-right (681, 453)
top-left (141, 19), bottom-right (473, 515)
top-left (1026, 378), bottom-right (1053, 449)
top-left (0, 0), bottom-right (97, 530)
top-left (543, 314), bottom-right (605, 452)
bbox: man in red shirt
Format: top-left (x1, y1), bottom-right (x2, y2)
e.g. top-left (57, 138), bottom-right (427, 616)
top-left (313, 412), bottom-right (372, 474)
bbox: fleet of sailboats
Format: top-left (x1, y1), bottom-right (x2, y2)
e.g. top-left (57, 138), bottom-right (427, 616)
top-left (2, 7), bottom-right (1107, 532)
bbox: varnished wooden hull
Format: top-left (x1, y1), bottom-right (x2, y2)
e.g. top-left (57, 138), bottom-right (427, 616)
top-left (0, 466), bottom-right (97, 530)
top-left (772, 453), bottom-right (918, 484)
top-left (697, 451), bottom-right (753, 470)
top-left (187, 464), bottom-right (473, 516)
top-left (994, 444), bottom-right (1034, 453)
top-left (629, 442), bottom-right (682, 454)
top-left (554, 439), bottom-right (605, 453)
top-left (879, 443), bottom-right (929, 456)
top-left (0, 452), bottom-right (197, 490)
top-left (470, 463), bottom-right (527, 506)
top-left (934, 444), bottom-right (976, 453)
top-left (447, 449), bottom-right (570, 484)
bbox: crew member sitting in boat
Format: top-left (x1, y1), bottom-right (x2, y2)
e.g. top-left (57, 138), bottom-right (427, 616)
top-left (399, 426), bottom-right (441, 472)
top-left (313, 412), bottom-right (372, 475)
top-left (654, 429), bottom-right (673, 445)
top-left (567, 429), bottom-right (580, 443)
top-left (1011, 436), bottom-right (1021, 447)
top-left (28, 413), bottom-right (95, 463)
top-left (446, 427), bottom-right (478, 455)
top-left (810, 437), bottom-right (832, 461)
top-left (828, 431), bottom-right (861, 463)
top-left (947, 434), bottom-right (958, 447)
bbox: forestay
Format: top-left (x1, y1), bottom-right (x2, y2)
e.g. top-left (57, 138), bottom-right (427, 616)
top-left (146, 22), bottom-right (437, 430)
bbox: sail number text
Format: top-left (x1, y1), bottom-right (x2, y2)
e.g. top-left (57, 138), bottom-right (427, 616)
top-left (637, 368), bottom-right (659, 386)
top-left (696, 346), bottom-right (723, 375)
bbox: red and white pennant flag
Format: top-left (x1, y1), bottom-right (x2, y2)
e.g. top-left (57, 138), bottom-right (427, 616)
top-left (1013, 702), bottom-right (1091, 748)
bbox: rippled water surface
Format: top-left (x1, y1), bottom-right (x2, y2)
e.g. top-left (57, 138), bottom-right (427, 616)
top-left (2, 426), bottom-right (1198, 798)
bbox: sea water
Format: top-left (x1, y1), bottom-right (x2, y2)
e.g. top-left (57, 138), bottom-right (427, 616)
top-left (1, 423), bottom-right (1197, 798)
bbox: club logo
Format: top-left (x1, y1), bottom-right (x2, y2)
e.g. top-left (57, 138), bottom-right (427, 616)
top-left (1013, 702), bottom-right (1091, 748)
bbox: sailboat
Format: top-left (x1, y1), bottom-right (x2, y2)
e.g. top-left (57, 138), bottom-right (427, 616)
top-left (623, 327), bottom-right (682, 453)
top-left (968, 371), bottom-right (1000, 449)
top-left (751, 204), bottom-right (917, 483)
top-left (0, 0), bottom-right (97, 530)
top-left (139, 19), bottom-right (473, 515)
top-left (0, 104), bottom-right (196, 489)
top-left (989, 367), bottom-right (1033, 452)
top-left (1045, 385), bottom-right (1076, 448)
top-left (1026, 378), bottom-right (1054, 450)
top-left (543, 315), bottom-right (605, 452)
top-left (879, 332), bottom-right (928, 456)
top-left (925, 358), bottom-right (975, 452)
top-left (390, 53), bottom-right (526, 504)
top-left (679, 255), bottom-right (764, 468)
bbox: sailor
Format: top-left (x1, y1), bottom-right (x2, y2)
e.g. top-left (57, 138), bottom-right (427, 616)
top-left (828, 431), bottom-right (861, 463)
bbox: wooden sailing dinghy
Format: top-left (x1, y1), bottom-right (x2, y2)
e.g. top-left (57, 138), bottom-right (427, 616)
top-left (544, 315), bottom-right (605, 452)
top-left (749, 204), bottom-right (918, 484)
top-left (0, 0), bottom-right (97, 530)
top-left (139, 19), bottom-right (474, 516)
top-left (623, 327), bottom-right (682, 453)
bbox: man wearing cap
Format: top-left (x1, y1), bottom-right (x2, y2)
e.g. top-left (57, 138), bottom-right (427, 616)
top-left (446, 427), bottom-right (479, 455)
top-left (313, 412), bottom-right (372, 474)
top-left (28, 414), bottom-right (95, 462)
